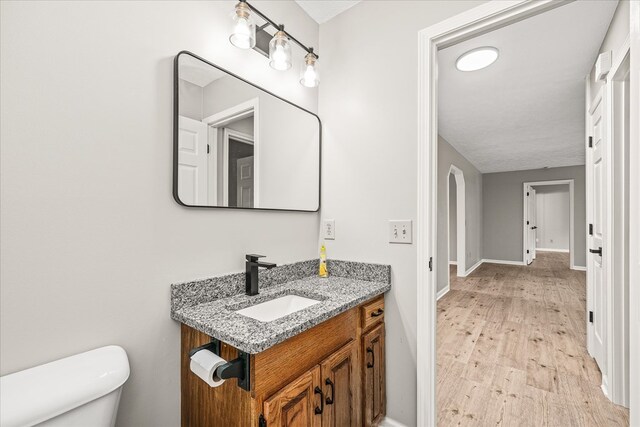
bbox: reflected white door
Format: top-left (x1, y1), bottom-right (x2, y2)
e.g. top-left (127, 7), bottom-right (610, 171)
top-left (236, 156), bottom-right (254, 208)
top-left (178, 116), bottom-right (208, 205)
top-left (588, 89), bottom-right (607, 373)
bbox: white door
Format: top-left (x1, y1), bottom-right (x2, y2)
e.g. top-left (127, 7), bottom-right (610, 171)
top-left (236, 156), bottom-right (254, 208)
top-left (524, 185), bottom-right (537, 265)
top-left (588, 89), bottom-right (607, 373)
top-left (178, 116), bottom-right (208, 205)
top-left (530, 187), bottom-right (537, 261)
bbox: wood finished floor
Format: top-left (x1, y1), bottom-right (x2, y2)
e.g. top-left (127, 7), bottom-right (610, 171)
top-left (437, 252), bottom-right (629, 426)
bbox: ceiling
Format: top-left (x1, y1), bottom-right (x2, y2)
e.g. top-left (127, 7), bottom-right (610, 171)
top-left (179, 54), bottom-right (226, 87)
top-left (438, 0), bottom-right (618, 173)
top-left (295, 0), bottom-right (361, 24)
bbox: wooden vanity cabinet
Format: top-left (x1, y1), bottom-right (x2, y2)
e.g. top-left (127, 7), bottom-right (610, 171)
top-left (180, 295), bottom-right (385, 427)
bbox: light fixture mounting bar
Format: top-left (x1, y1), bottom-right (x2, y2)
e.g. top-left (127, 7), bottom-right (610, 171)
top-left (242, 0), bottom-right (319, 59)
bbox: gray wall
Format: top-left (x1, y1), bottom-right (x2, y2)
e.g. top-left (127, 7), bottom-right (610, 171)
top-left (437, 136), bottom-right (483, 293)
top-left (483, 166), bottom-right (586, 266)
top-left (0, 1), bottom-right (319, 426)
top-left (318, 1), bottom-right (487, 423)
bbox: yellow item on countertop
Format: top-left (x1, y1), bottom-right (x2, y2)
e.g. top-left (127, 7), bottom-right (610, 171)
top-left (319, 245), bottom-right (328, 278)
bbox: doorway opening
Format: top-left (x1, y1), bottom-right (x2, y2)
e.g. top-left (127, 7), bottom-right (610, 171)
top-left (447, 165), bottom-right (465, 282)
top-left (522, 179), bottom-right (575, 269)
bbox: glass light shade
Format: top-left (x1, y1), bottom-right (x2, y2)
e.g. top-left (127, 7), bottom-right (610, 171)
top-left (456, 47), bottom-right (499, 71)
top-left (300, 52), bottom-right (319, 88)
top-left (269, 30), bottom-right (292, 71)
top-left (229, 2), bottom-right (256, 49)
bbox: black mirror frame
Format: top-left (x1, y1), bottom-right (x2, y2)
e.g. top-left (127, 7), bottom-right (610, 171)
top-left (173, 51), bottom-right (321, 212)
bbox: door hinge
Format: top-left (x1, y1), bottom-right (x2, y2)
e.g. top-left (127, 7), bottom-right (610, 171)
top-left (527, 192), bottom-right (530, 196)
top-left (588, 136), bottom-right (593, 148)
top-left (589, 224), bottom-right (593, 235)
top-left (259, 414), bottom-right (267, 427)
top-left (207, 144), bottom-right (210, 154)
top-left (526, 250), bottom-right (530, 254)
top-left (589, 311), bottom-right (594, 323)
top-left (527, 220), bottom-right (530, 225)
top-left (428, 257), bottom-right (433, 271)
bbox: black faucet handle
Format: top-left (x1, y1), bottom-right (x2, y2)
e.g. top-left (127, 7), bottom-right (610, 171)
top-left (246, 254), bottom-right (266, 262)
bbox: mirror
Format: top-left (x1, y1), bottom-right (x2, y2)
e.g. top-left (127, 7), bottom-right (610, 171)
top-left (174, 51), bottom-right (321, 211)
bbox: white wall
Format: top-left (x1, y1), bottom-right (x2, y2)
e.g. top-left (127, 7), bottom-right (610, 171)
top-left (318, 1), bottom-right (487, 424)
top-left (534, 185), bottom-right (570, 251)
top-left (0, 1), bottom-right (319, 426)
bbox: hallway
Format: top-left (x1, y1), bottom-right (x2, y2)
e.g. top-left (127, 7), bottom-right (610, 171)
top-left (436, 252), bottom-right (629, 426)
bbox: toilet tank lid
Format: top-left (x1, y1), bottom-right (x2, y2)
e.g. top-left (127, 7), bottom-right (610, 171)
top-left (0, 345), bottom-right (130, 427)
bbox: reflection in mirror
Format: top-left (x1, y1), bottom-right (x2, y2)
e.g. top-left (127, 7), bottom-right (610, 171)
top-left (175, 52), bottom-right (320, 211)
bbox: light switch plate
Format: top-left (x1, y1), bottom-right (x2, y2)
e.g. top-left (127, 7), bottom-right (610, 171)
top-left (389, 220), bottom-right (412, 244)
top-left (323, 219), bottom-right (336, 240)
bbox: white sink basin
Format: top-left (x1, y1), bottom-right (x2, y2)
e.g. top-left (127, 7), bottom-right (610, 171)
top-left (235, 295), bottom-right (320, 322)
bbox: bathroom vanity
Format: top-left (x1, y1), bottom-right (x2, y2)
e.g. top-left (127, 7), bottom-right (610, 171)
top-left (171, 259), bottom-right (390, 427)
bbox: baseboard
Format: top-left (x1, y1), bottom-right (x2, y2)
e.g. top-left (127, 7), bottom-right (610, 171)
top-left (449, 261), bottom-right (457, 265)
top-left (437, 285), bottom-right (450, 300)
top-left (380, 417), bottom-right (408, 427)
top-left (463, 259), bottom-right (483, 276)
top-left (482, 258), bottom-right (525, 266)
top-left (571, 265), bottom-right (587, 271)
top-left (536, 248), bottom-right (570, 253)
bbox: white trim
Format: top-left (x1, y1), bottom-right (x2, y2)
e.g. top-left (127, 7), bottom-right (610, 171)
top-left (463, 259), bottom-right (483, 276)
top-left (380, 417), bottom-right (407, 427)
top-left (417, 2), bottom-right (572, 424)
top-left (446, 165), bottom-right (466, 289)
top-left (536, 248), bottom-right (570, 253)
top-left (628, 2), bottom-right (639, 422)
top-left (572, 265), bottom-right (587, 272)
top-left (482, 259), bottom-right (526, 266)
top-left (523, 180), bottom-right (575, 269)
top-left (605, 39), bottom-right (631, 408)
top-left (448, 261), bottom-right (457, 265)
top-left (202, 98), bottom-right (260, 207)
top-left (436, 286), bottom-right (450, 301)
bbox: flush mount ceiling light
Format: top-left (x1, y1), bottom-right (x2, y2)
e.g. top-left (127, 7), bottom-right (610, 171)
top-left (229, 1), bottom-right (256, 49)
top-left (228, 1), bottom-right (319, 87)
top-left (456, 47), bottom-right (499, 72)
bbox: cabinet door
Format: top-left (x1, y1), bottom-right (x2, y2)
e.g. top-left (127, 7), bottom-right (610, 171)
top-left (320, 340), bottom-right (359, 427)
top-left (363, 324), bottom-right (385, 427)
top-left (263, 365), bottom-right (322, 427)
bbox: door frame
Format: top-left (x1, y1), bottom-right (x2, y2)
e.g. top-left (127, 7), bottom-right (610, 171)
top-left (202, 98), bottom-right (260, 207)
top-left (447, 165), bottom-right (466, 282)
top-left (628, 2), bottom-right (639, 423)
top-left (222, 129), bottom-right (254, 207)
top-left (522, 179), bottom-right (575, 269)
top-left (416, 1), bottom-right (582, 424)
top-left (605, 38), bottom-right (631, 407)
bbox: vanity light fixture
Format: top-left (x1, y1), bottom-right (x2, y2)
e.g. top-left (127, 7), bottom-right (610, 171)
top-left (229, 1), bottom-right (256, 49)
top-left (229, 1), bottom-right (319, 87)
top-left (300, 49), bottom-right (319, 88)
top-left (456, 47), bottom-right (499, 72)
top-left (269, 26), bottom-right (292, 71)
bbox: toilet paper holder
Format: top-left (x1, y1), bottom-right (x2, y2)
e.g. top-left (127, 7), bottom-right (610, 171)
top-left (189, 338), bottom-right (251, 391)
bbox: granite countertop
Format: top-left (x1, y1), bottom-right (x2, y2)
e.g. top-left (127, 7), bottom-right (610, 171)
top-left (170, 260), bottom-right (391, 354)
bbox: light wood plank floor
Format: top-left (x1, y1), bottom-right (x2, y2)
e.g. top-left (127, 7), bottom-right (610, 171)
top-left (437, 252), bottom-right (629, 426)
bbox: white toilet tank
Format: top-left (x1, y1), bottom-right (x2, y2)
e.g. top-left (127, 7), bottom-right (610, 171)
top-left (0, 345), bottom-right (130, 427)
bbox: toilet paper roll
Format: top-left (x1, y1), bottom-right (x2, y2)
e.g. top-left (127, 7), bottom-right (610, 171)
top-left (189, 350), bottom-right (226, 387)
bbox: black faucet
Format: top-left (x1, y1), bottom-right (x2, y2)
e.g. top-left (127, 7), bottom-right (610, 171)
top-left (245, 254), bottom-right (277, 296)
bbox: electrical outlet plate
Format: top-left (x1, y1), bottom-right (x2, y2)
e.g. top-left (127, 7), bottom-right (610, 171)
top-left (322, 219), bottom-right (335, 240)
top-left (389, 220), bottom-right (412, 244)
